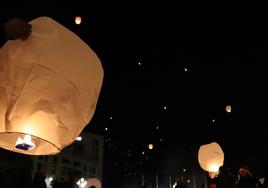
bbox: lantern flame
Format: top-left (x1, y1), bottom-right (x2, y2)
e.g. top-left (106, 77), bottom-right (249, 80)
top-left (209, 164), bottom-right (220, 172)
top-left (15, 134), bottom-right (35, 150)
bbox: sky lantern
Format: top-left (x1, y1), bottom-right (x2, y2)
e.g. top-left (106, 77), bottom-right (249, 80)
top-left (198, 142), bottom-right (224, 176)
top-left (226, 105), bottom-right (231, 113)
top-left (75, 16), bottom-right (82, 25)
top-left (0, 17), bottom-right (103, 155)
top-left (86, 178), bottom-right (101, 188)
top-left (148, 144), bottom-right (154, 150)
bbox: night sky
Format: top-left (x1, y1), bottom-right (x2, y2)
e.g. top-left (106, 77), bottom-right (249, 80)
top-left (2, 4), bottom-right (268, 188)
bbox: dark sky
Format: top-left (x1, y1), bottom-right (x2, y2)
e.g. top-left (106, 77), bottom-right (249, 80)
top-left (2, 4), bottom-right (268, 187)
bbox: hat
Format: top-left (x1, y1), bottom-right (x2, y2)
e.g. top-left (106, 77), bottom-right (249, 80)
top-left (239, 166), bottom-right (250, 174)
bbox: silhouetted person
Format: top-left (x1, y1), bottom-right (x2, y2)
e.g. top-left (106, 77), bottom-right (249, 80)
top-left (0, 148), bottom-right (33, 188)
top-left (236, 166), bottom-right (260, 188)
top-left (215, 166), bottom-right (236, 188)
top-left (206, 172), bottom-right (217, 188)
top-left (32, 163), bottom-right (47, 188)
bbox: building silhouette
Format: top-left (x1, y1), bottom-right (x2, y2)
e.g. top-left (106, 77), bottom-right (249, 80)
top-left (31, 132), bottom-right (104, 185)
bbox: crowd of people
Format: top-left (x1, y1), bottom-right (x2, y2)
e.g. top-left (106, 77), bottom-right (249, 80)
top-left (142, 165), bottom-right (268, 188)
top-left (205, 165), bottom-right (268, 188)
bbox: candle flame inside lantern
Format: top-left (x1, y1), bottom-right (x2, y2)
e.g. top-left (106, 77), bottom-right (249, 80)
top-left (209, 164), bottom-right (220, 172)
top-left (15, 134), bottom-right (35, 150)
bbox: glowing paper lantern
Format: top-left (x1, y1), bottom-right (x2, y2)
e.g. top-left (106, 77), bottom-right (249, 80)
top-left (226, 105), bottom-right (231, 113)
top-left (0, 17), bottom-right (103, 155)
top-left (198, 142), bottom-right (224, 173)
top-left (75, 16), bottom-right (82, 25)
top-left (148, 144), bottom-right (154, 150)
top-left (86, 178), bottom-right (101, 188)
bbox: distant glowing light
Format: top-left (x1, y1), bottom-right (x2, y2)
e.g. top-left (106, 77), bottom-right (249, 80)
top-left (148, 144), bottom-right (154, 150)
top-left (76, 178), bottom-right (87, 188)
top-left (156, 126), bottom-right (159, 130)
top-left (15, 134), bottom-right (35, 150)
top-left (183, 168), bottom-right (186, 172)
top-left (76, 136), bottom-right (82, 141)
top-left (173, 182), bottom-right (177, 188)
top-left (45, 176), bottom-right (54, 187)
top-left (164, 106), bottom-right (167, 110)
top-left (138, 62), bottom-right (142, 66)
top-left (187, 180), bottom-right (190, 183)
top-left (212, 119), bottom-right (215, 123)
top-left (226, 105), bottom-right (232, 113)
top-left (109, 116), bottom-right (113, 120)
top-left (142, 151), bottom-right (145, 155)
top-left (105, 127), bottom-right (108, 131)
top-left (75, 16), bottom-right (82, 25)
top-left (185, 67), bottom-right (188, 72)
top-left (160, 138), bottom-right (163, 142)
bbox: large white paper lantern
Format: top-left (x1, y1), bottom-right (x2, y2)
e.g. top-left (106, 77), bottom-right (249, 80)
top-left (0, 17), bottom-right (103, 155)
top-left (198, 142), bottom-right (224, 173)
top-left (86, 178), bottom-right (101, 188)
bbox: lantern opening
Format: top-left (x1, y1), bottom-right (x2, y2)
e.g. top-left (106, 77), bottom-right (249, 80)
top-left (209, 164), bottom-right (220, 173)
top-left (15, 134), bottom-right (35, 150)
top-left (0, 132), bottom-right (60, 155)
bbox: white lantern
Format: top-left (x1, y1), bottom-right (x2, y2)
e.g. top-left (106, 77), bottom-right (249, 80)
top-left (75, 16), bottom-right (82, 25)
top-left (198, 142), bottom-right (224, 173)
top-left (226, 105), bottom-right (231, 113)
top-left (0, 17), bottom-right (103, 155)
top-left (86, 178), bottom-right (101, 188)
top-left (148, 144), bottom-right (154, 150)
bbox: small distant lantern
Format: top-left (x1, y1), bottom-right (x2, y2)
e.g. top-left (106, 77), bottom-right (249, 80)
top-left (148, 144), bottom-right (154, 150)
top-left (226, 105), bottom-right (232, 113)
top-left (86, 178), bottom-right (101, 188)
top-left (198, 142), bottom-right (224, 176)
top-left (0, 17), bottom-right (103, 155)
top-left (75, 16), bottom-right (82, 25)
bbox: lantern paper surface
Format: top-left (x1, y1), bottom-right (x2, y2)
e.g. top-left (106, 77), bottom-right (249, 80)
top-left (198, 142), bottom-right (224, 172)
top-left (86, 178), bottom-right (101, 188)
top-left (0, 17), bottom-right (103, 155)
